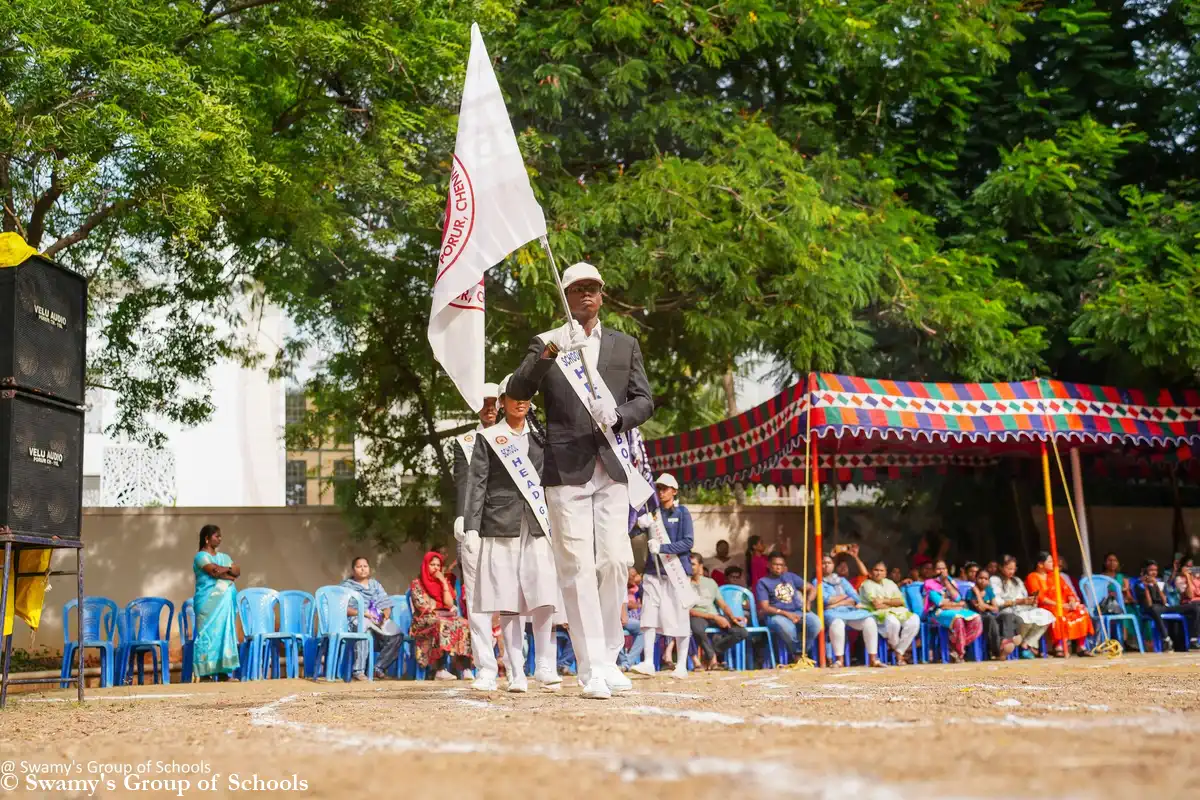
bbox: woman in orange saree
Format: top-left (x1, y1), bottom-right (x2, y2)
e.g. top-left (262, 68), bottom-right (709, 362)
top-left (1026, 551), bottom-right (1093, 657)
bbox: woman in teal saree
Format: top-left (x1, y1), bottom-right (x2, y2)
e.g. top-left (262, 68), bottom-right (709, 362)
top-left (192, 525), bottom-right (241, 681)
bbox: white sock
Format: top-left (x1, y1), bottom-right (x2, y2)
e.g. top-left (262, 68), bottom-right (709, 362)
top-left (500, 616), bottom-right (525, 682)
top-left (641, 630), bottom-right (657, 665)
top-left (673, 637), bottom-right (690, 671)
top-left (531, 607), bottom-right (554, 677)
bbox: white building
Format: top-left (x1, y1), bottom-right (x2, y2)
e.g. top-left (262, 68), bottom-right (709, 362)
top-left (83, 303), bottom-right (286, 507)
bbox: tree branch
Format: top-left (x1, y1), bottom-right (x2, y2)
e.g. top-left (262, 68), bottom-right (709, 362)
top-left (203, 0), bottom-right (282, 25)
top-left (26, 163), bottom-right (64, 248)
top-left (44, 199), bottom-right (132, 257)
top-left (0, 157), bottom-right (16, 234)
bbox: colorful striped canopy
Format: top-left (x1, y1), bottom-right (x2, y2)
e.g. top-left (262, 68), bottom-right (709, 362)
top-left (645, 373), bottom-right (1200, 488)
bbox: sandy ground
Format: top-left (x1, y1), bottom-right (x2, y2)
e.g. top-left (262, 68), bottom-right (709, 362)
top-left (1, 653), bottom-right (1198, 799)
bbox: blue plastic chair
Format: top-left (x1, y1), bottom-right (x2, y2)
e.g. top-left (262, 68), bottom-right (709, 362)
top-left (388, 594), bottom-right (414, 678)
top-left (278, 590), bottom-right (317, 678)
top-left (1080, 575), bottom-right (1144, 653)
top-left (720, 585), bottom-right (774, 669)
top-left (118, 597), bottom-right (174, 685)
top-left (60, 597), bottom-right (119, 689)
top-left (1130, 578), bottom-right (1190, 652)
top-left (179, 599), bottom-right (196, 683)
top-left (238, 588), bottom-right (298, 680)
top-left (315, 585), bottom-right (374, 681)
top-left (901, 583), bottom-right (931, 664)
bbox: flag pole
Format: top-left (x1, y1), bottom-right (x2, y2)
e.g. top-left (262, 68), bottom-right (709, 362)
top-left (538, 235), bottom-right (599, 401)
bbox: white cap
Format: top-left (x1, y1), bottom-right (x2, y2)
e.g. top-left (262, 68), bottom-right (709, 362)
top-left (562, 262), bottom-right (605, 289)
top-left (481, 382), bottom-right (500, 399)
top-left (655, 473), bottom-right (679, 490)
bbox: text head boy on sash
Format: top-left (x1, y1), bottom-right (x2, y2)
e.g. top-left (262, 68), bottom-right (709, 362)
top-left (506, 262), bottom-right (654, 700)
top-left (452, 381), bottom-right (500, 691)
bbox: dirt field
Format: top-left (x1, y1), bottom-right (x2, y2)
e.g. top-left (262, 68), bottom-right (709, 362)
top-left (1, 653), bottom-right (1198, 799)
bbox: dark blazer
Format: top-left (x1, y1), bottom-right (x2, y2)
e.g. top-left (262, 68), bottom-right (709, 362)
top-left (462, 428), bottom-right (547, 538)
top-left (506, 324), bottom-right (654, 487)
top-left (452, 433), bottom-right (477, 520)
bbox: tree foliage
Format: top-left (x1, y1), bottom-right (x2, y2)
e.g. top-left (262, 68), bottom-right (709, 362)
top-left (4, 0), bottom-right (1198, 546)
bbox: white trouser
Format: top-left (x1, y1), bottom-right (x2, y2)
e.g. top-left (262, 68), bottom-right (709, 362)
top-left (499, 607), bottom-right (554, 681)
top-left (460, 538), bottom-right (497, 679)
top-left (828, 616), bottom-right (878, 660)
top-left (546, 459), bottom-right (633, 684)
top-left (882, 614), bottom-right (921, 655)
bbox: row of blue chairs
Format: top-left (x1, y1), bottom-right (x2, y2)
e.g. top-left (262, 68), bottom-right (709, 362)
top-left (59, 586), bottom-right (445, 687)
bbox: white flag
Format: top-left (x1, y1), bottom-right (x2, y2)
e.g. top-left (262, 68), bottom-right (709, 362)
top-left (429, 23), bottom-right (547, 412)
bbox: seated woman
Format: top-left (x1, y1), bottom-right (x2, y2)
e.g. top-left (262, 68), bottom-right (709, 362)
top-left (461, 374), bottom-right (561, 693)
top-left (989, 555), bottom-right (1052, 659)
top-left (341, 557), bottom-right (404, 681)
top-left (409, 551), bottom-right (472, 679)
top-left (922, 559), bottom-right (983, 663)
top-left (860, 561), bottom-right (920, 664)
top-left (1138, 559), bottom-right (1200, 651)
top-left (192, 524), bottom-right (240, 682)
top-left (1026, 551), bottom-right (1093, 657)
top-left (967, 568), bottom-right (1017, 660)
top-left (817, 554), bottom-right (882, 668)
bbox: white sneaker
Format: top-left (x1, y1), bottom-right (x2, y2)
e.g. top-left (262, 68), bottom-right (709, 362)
top-left (630, 661), bottom-right (657, 676)
top-left (434, 669), bottom-right (458, 681)
top-left (507, 676), bottom-right (529, 693)
top-left (580, 676), bottom-right (612, 700)
top-left (670, 666), bottom-right (688, 680)
top-left (534, 670), bottom-right (562, 692)
top-left (602, 664), bottom-right (633, 693)
top-left (471, 674), bottom-right (498, 692)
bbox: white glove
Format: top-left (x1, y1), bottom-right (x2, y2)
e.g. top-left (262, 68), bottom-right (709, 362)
top-left (453, 516), bottom-right (466, 543)
top-left (587, 392), bottom-right (620, 428)
top-left (636, 513), bottom-right (653, 531)
top-left (648, 540), bottom-right (661, 555)
top-left (464, 530), bottom-right (481, 552)
top-left (548, 322), bottom-right (587, 353)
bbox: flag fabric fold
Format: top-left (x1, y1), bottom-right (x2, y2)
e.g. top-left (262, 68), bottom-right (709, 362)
top-left (429, 23), bottom-right (547, 411)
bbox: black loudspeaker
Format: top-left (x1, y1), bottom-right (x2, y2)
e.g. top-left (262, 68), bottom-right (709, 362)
top-left (0, 390), bottom-right (84, 540)
top-left (0, 254), bottom-right (88, 406)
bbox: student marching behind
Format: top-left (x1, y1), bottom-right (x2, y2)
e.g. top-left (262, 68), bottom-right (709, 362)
top-left (631, 474), bottom-right (694, 679)
top-left (452, 382), bottom-right (501, 690)
top-left (460, 375), bottom-right (562, 693)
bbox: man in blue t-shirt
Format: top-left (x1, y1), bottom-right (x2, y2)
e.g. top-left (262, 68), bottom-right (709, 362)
top-left (755, 553), bottom-right (822, 661)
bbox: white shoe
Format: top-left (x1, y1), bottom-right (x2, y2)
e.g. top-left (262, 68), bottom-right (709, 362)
top-left (471, 674), bottom-right (498, 692)
top-left (507, 677), bottom-right (529, 693)
top-left (670, 666), bottom-right (688, 680)
top-left (602, 664), bottom-right (633, 693)
top-left (630, 661), bottom-right (657, 677)
top-left (534, 670), bottom-right (562, 692)
top-left (580, 676), bottom-right (612, 700)
top-left (434, 669), bottom-right (458, 681)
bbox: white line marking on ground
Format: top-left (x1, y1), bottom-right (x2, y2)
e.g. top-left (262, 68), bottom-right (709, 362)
top-left (246, 695), bottom-right (911, 797)
top-left (453, 698), bottom-right (493, 709)
top-left (22, 692), bottom-right (197, 703)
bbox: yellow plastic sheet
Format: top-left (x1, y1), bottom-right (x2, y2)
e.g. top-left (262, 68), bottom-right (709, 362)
top-left (2, 549), bottom-right (53, 636)
top-left (0, 232), bottom-right (37, 268)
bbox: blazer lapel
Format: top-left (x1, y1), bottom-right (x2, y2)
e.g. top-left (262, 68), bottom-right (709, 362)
top-left (597, 328), bottom-right (615, 374)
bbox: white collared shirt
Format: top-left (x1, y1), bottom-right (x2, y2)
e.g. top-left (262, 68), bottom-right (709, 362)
top-left (499, 417), bottom-right (530, 460)
top-left (580, 321), bottom-right (602, 376)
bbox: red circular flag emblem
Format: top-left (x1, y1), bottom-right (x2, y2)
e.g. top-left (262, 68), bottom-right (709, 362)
top-left (438, 154), bottom-right (475, 280)
top-left (495, 436), bottom-right (508, 445)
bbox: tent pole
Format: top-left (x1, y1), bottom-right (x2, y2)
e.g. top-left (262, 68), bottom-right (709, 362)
top-left (1041, 443), bottom-right (1067, 655)
top-left (811, 435), bottom-right (827, 667)
top-left (1069, 448), bottom-right (1093, 573)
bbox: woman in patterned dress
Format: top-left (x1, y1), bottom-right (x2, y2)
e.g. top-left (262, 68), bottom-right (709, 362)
top-left (408, 551), bottom-right (472, 679)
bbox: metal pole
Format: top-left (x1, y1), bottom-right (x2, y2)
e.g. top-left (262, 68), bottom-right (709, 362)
top-left (77, 548), bottom-right (85, 702)
top-left (1069, 449), bottom-right (1093, 575)
top-left (538, 235), bottom-right (600, 401)
top-left (811, 436), bottom-right (826, 667)
top-left (0, 542), bottom-right (11, 708)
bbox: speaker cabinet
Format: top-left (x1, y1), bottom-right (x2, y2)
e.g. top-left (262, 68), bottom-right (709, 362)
top-left (0, 390), bottom-right (84, 539)
top-left (0, 254), bottom-right (88, 406)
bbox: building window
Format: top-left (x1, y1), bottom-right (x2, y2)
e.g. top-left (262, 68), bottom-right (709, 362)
top-left (332, 459), bottom-right (354, 481)
top-left (82, 475), bottom-right (101, 508)
top-left (285, 389), bottom-right (306, 427)
top-left (286, 460), bottom-right (307, 506)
